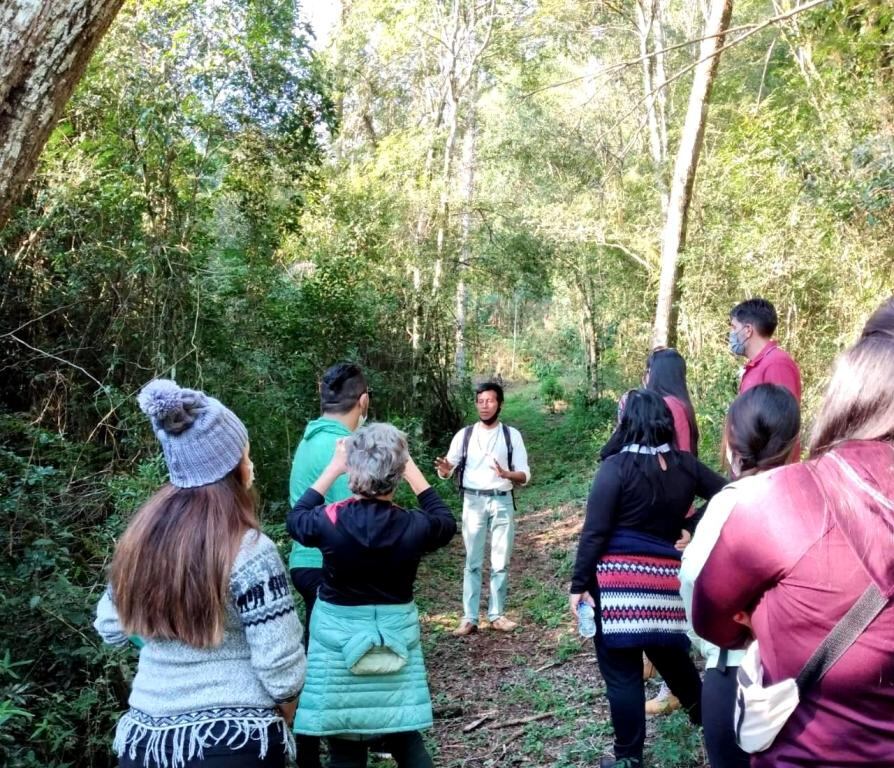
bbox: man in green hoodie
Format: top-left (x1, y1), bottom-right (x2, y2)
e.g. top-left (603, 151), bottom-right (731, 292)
top-left (288, 361), bottom-right (369, 768)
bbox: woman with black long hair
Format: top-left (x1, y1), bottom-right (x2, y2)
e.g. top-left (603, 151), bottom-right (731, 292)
top-left (680, 384), bottom-right (800, 768)
top-left (640, 347), bottom-right (700, 713)
top-left (644, 347), bottom-right (699, 455)
top-left (570, 389), bottom-right (726, 768)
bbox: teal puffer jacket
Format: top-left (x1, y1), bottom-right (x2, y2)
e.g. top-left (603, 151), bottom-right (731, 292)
top-left (294, 598), bottom-right (433, 737)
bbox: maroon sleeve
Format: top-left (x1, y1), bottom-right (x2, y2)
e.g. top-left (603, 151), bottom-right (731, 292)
top-left (691, 491), bottom-right (788, 648)
top-left (665, 396), bottom-right (692, 453)
top-left (761, 360), bottom-right (802, 403)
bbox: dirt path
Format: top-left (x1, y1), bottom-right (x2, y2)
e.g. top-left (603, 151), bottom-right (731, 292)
top-left (410, 390), bottom-right (707, 768)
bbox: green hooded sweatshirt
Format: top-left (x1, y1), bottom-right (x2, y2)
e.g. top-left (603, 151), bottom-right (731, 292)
top-left (288, 417), bottom-right (353, 569)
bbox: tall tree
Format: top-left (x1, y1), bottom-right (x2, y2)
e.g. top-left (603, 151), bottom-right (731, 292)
top-left (652, 0), bottom-right (733, 348)
top-left (0, 0), bottom-right (126, 227)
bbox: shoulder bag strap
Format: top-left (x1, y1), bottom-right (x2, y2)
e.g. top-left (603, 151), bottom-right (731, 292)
top-left (795, 582), bottom-right (888, 694)
top-left (457, 425), bottom-right (474, 496)
top-left (795, 449), bottom-right (891, 693)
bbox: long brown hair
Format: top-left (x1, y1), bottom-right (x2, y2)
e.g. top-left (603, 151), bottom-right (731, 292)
top-left (810, 297), bottom-right (894, 457)
top-left (109, 469), bottom-right (258, 648)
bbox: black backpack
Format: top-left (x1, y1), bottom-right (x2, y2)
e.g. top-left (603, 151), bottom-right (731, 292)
top-left (455, 424), bottom-right (517, 510)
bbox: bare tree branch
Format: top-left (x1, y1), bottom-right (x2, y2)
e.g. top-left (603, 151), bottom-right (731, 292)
top-left (520, 0), bottom-right (829, 100)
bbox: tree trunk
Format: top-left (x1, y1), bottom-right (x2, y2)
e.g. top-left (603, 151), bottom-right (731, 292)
top-left (652, 0), bottom-right (733, 349)
top-left (636, 0), bottom-right (664, 169)
top-left (0, 0), bottom-right (126, 228)
top-left (454, 78), bottom-right (477, 380)
top-left (636, 0), bottom-right (670, 213)
top-left (434, 84), bottom-right (458, 293)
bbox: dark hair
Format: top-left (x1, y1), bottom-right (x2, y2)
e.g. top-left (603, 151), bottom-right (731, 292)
top-left (730, 298), bottom-right (778, 338)
top-left (601, 389), bottom-right (675, 460)
top-left (727, 384), bottom-right (800, 477)
top-left (320, 362), bottom-right (367, 414)
top-left (645, 348), bottom-right (699, 457)
top-left (810, 296), bottom-right (894, 455)
top-left (475, 381), bottom-right (504, 404)
top-left (600, 389), bottom-right (682, 502)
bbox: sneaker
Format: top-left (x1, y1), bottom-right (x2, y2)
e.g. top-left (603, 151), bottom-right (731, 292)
top-left (368, 736), bottom-right (392, 760)
top-left (645, 682), bottom-right (680, 715)
top-left (452, 620), bottom-right (478, 637)
top-left (599, 757), bottom-right (642, 768)
top-left (489, 616), bottom-right (519, 632)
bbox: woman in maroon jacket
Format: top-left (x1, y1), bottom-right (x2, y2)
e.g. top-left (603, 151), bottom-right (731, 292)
top-left (693, 297), bottom-right (894, 767)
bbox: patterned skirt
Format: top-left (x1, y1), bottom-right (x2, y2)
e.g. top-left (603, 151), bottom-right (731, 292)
top-left (595, 528), bottom-right (690, 649)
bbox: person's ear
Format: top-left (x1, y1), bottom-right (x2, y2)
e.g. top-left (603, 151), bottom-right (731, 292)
top-left (236, 448), bottom-right (254, 489)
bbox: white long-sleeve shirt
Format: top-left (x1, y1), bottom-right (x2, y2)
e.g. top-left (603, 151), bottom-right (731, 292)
top-left (680, 482), bottom-right (746, 669)
top-left (441, 422), bottom-right (530, 492)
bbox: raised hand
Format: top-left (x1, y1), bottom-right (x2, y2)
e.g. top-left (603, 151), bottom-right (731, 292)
top-left (434, 456), bottom-right (453, 477)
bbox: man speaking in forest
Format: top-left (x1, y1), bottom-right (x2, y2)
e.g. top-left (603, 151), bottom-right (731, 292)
top-left (435, 382), bottom-right (530, 636)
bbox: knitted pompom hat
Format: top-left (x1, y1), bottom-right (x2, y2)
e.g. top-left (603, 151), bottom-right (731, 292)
top-left (138, 379), bottom-right (248, 488)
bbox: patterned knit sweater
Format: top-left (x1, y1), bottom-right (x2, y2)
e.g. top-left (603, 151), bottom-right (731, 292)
top-left (94, 530), bottom-right (306, 766)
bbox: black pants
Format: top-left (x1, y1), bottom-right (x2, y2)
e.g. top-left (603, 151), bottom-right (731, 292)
top-left (327, 732), bottom-right (432, 768)
top-left (119, 723), bottom-right (285, 768)
top-left (291, 567), bottom-right (324, 642)
top-left (291, 567), bottom-right (325, 768)
top-left (702, 666), bottom-right (750, 768)
top-left (596, 639), bottom-right (702, 761)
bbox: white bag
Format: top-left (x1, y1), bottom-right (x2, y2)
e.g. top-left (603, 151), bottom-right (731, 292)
top-left (733, 641), bottom-right (799, 753)
top-left (734, 580), bottom-right (887, 754)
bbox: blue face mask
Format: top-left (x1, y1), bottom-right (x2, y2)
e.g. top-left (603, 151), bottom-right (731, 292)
top-left (729, 328), bottom-right (747, 356)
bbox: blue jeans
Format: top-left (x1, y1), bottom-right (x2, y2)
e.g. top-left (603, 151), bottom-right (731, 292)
top-left (461, 493), bottom-right (515, 623)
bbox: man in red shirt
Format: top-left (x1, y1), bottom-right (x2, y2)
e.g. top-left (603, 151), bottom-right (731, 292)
top-left (729, 298), bottom-right (801, 401)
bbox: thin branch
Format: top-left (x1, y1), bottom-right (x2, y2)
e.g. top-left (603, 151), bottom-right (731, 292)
top-left (585, 0), bottom-right (828, 158)
top-left (520, 0), bottom-right (829, 100)
top-left (6, 334), bottom-right (104, 388)
top-left (0, 303), bottom-right (78, 338)
top-left (489, 711), bottom-right (555, 729)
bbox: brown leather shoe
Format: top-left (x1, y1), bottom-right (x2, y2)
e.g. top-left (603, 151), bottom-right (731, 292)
top-left (489, 616), bottom-right (519, 632)
top-left (452, 620), bottom-right (478, 637)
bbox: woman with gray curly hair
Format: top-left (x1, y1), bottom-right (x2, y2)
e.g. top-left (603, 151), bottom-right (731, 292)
top-left (287, 423), bottom-right (456, 768)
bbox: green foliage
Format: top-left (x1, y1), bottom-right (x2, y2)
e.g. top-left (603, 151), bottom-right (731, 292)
top-left (539, 375), bottom-right (565, 403)
top-left (644, 710), bottom-right (705, 768)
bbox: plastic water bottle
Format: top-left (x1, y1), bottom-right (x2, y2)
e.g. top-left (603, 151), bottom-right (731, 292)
top-left (577, 602), bottom-right (596, 638)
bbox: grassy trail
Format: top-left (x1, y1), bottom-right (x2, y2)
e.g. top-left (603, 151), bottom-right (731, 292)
top-left (412, 384), bottom-right (706, 768)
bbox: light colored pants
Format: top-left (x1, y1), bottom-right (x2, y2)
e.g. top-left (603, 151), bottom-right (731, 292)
top-left (461, 493), bottom-right (515, 623)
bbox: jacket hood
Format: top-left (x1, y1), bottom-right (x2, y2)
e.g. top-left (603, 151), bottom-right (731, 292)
top-left (303, 417), bottom-right (352, 441)
top-left (818, 441), bottom-right (894, 596)
top-left (326, 498), bottom-right (411, 549)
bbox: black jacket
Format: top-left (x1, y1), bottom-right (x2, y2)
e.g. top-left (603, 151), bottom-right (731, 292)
top-left (288, 487), bottom-right (457, 605)
top-left (571, 450), bottom-right (726, 593)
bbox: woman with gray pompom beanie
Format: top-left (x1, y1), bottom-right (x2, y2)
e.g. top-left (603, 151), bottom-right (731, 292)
top-left (94, 379), bottom-right (307, 768)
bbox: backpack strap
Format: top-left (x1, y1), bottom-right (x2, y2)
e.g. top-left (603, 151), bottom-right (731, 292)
top-left (456, 425), bottom-right (474, 500)
top-left (501, 423), bottom-right (518, 511)
top-left (795, 581), bottom-right (888, 694)
top-left (501, 423), bottom-right (514, 471)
